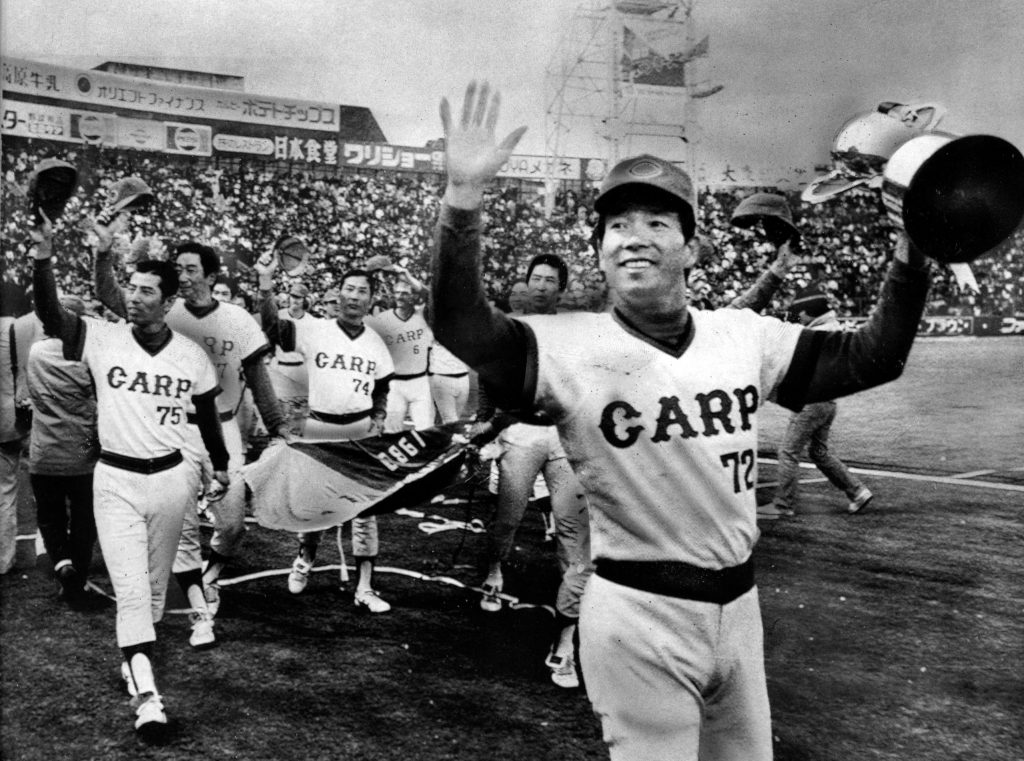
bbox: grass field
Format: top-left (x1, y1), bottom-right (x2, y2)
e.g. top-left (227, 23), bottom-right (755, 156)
top-left (2, 336), bottom-right (1022, 761)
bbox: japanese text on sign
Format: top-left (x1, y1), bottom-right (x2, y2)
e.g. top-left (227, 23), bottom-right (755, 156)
top-left (3, 56), bottom-right (340, 132)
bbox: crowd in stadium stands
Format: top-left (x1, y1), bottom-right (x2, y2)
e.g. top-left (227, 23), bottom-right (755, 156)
top-left (3, 138), bottom-right (1022, 319)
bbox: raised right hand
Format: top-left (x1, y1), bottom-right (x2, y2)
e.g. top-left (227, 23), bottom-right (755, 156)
top-left (440, 81), bottom-right (527, 208)
top-left (93, 211), bottom-right (128, 253)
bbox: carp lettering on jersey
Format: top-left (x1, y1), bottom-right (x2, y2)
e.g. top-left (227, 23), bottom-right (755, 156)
top-left (200, 334), bottom-right (236, 383)
top-left (382, 328), bottom-right (426, 351)
top-left (598, 385), bottom-right (759, 448)
top-left (106, 367), bottom-right (193, 399)
top-left (313, 352), bottom-right (378, 375)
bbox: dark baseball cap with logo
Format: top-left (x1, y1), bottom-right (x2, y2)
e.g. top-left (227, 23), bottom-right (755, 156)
top-left (594, 154), bottom-right (697, 240)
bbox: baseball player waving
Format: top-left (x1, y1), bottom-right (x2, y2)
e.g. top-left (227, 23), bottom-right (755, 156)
top-left (95, 233), bottom-right (289, 641)
top-left (30, 213), bottom-right (230, 739)
top-left (430, 82), bottom-right (932, 761)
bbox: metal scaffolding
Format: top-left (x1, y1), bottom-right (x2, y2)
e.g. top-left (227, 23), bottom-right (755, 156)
top-left (544, 0), bottom-right (720, 181)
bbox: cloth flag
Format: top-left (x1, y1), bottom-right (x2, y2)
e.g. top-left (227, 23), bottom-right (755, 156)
top-left (243, 426), bottom-right (469, 533)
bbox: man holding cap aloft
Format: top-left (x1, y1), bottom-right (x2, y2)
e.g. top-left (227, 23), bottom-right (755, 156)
top-left (430, 81), bottom-right (931, 761)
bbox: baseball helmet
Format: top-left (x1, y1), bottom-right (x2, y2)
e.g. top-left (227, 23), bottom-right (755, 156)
top-left (802, 102), bottom-right (946, 204)
top-left (731, 192), bottom-right (798, 245)
top-left (27, 158), bottom-right (79, 225)
top-left (275, 235), bottom-right (310, 276)
top-left (883, 133), bottom-right (1024, 263)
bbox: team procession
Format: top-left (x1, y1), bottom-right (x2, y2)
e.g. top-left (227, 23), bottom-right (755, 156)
top-left (2, 41), bottom-right (1023, 758)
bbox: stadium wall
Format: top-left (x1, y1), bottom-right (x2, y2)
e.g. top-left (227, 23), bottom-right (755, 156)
top-left (839, 315), bottom-right (1024, 337)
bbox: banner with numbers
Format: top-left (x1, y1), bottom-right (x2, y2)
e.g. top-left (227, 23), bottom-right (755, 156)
top-left (244, 427), bottom-right (468, 533)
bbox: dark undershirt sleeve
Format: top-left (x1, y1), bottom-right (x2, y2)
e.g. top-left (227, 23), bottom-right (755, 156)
top-left (430, 204), bottom-right (533, 411)
top-left (94, 249), bottom-right (127, 319)
top-left (260, 291), bottom-right (296, 352)
top-left (241, 355), bottom-right (286, 436)
top-left (33, 258), bottom-right (86, 361)
top-left (728, 269), bottom-right (784, 312)
top-left (371, 375), bottom-right (392, 419)
top-left (193, 390), bottom-right (229, 471)
top-left (774, 258), bottom-right (930, 410)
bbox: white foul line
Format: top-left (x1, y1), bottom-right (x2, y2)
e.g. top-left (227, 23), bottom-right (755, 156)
top-left (759, 458), bottom-right (1024, 493)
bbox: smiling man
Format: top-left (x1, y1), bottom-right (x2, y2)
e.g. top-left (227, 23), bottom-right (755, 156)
top-left (430, 82), bottom-right (931, 761)
top-left (257, 257), bottom-right (395, 613)
top-left (33, 217), bottom-right (230, 738)
top-left (96, 237), bottom-right (288, 641)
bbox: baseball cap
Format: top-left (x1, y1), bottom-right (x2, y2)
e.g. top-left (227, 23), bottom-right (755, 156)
top-left (731, 192), bottom-right (798, 244)
top-left (594, 154), bottom-right (696, 240)
top-left (27, 158), bottom-right (79, 225)
top-left (289, 283), bottom-right (309, 298)
top-left (788, 283), bottom-right (829, 319)
top-left (106, 177), bottom-right (155, 214)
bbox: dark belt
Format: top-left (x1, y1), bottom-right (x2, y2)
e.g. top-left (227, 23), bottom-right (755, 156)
top-left (186, 409), bottom-right (234, 424)
top-left (429, 372), bottom-right (469, 378)
top-left (392, 371), bottom-right (427, 381)
top-left (595, 557), bottom-right (754, 605)
top-left (275, 360), bottom-right (304, 367)
top-left (309, 408), bottom-right (372, 426)
top-left (99, 449), bottom-right (183, 475)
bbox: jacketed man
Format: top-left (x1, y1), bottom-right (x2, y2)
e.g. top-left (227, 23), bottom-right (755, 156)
top-left (27, 294), bottom-right (108, 608)
top-left (95, 234), bottom-right (288, 643)
top-left (269, 282), bottom-right (313, 436)
top-left (30, 217), bottom-right (230, 738)
top-left (256, 256), bottom-right (396, 613)
top-left (366, 269), bottom-right (435, 432)
top-left (757, 283), bottom-right (873, 518)
top-left (476, 253), bottom-right (593, 691)
top-left (430, 83), bottom-right (930, 761)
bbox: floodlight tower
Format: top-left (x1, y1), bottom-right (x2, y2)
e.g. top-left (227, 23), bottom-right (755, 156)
top-left (544, 0), bottom-right (721, 180)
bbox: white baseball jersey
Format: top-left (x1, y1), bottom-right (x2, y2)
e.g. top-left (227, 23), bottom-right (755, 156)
top-left (166, 300), bottom-right (269, 415)
top-left (293, 319), bottom-right (394, 415)
top-left (524, 308), bottom-right (802, 569)
top-left (367, 307), bottom-right (432, 376)
top-left (78, 320), bottom-right (219, 457)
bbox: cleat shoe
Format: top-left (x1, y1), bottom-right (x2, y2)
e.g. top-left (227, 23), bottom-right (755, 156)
top-left (287, 557), bottom-right (312, 595)
top-left (133, 692), bottom-right (167, 736)
top-left (353, 589), bottom-right (391, 614)
top-left (848, 487), bottom-right (874, 515)
top-left (547, 652), bottom-right (580, 689)
top-left (479, 582), bottom-right (502, 613)
top-left (189, 612), bottom-right (217, 650)
top-left (121, 661), bottom-right (138, 697)
top-left (203, 584), bottom-right (221, 617)
top-left (757, 503), bottom-right (794, 519)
